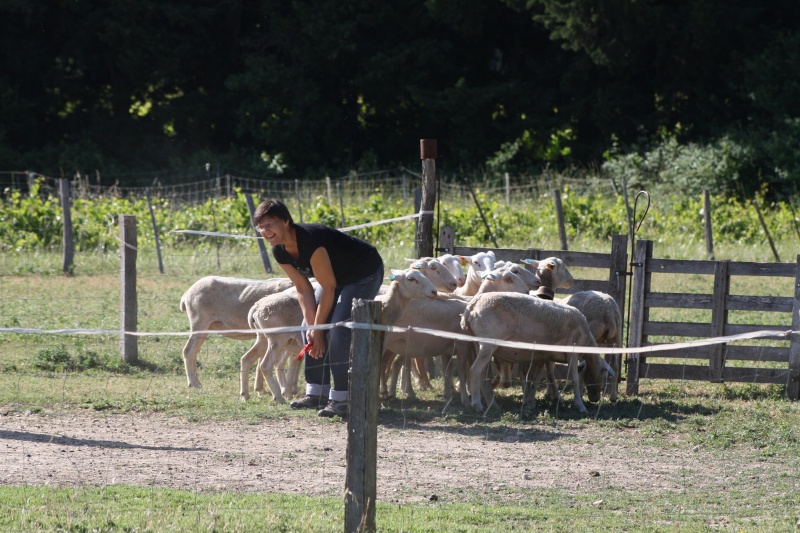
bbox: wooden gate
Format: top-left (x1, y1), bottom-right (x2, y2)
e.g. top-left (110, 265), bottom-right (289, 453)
top-left (627, 240), bottom-right (800, 400)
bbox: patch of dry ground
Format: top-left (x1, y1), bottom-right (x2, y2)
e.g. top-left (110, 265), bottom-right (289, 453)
top-left (2, 410), bottom-right (784, 505)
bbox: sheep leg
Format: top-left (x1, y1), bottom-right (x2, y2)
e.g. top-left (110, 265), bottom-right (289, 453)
top-left (521, 362), bottom-right (540, 413)
top-left (440, 354), bottom-right (454, 404)
top-left (379, 349), bottom-right (397, 400)
top-left (455, 341), bottom-right (474, 407)
top-left (274, 340), bottom-right (301, 398)
top-left (257, 339), bottom-right (286, 403)
top-left (413, 358), bottom-right (433, 391)
top-left (605, 352), bottom-right (620, 403)
top-left (388, 354), bottom-right (408, 399)
top-left (567, 354), bottom-right (588, 413)
top-left (400, 355), bottom-right (416, 399)
top-left (239, 334), bottom-right (268, 401)
top-left (543, 361), bottom-right (561, 402)
top-left (469, 343), bottom-right (496, 412)
top-left (182, 332), bottom-right (208, 388)
top-left (283, 347), bottom-right (302, 398)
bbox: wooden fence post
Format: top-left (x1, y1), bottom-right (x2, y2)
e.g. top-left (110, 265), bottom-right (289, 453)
top-left (120, 214), bottom-right (138, 364)
top-left (703, 189), bottom-right (714, 259)
top-left (438, 225), bottom-right (455, 255)
top-left (607, 234), bottom-right (628, 388)
top-left (337, 181), bottom-right (346, 227)
top-left (344, 299), bottom-right (383, 533)
top-left (58, 179), bottom-right (74, 275)
top-left (415, 139), bottom-right (437, 259)
top-left (245, 193), bottom-right (273, 274)
top-left (145, 189), bottom-right (164, 274)
top-left (626, 239), bottom-right (652, 395)
top-left (554, 188), bottom-right (568, 251)
top-left (753, 198), bottom-right (780, 262)
top-left (504, 172), bottom-right (510, 207)
top-left (709, 260), bottom-right (730, 382)
top-left (789, 254), bottom-right (800, 401)
top-left (294, 179), bottom-right (304, 223)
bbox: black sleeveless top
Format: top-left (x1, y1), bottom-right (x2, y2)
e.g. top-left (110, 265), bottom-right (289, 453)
top-left (272, 223), bottom-right (382, 286)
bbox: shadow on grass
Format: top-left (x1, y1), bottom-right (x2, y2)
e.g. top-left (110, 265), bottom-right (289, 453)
top-left (0, 428), bottom-right (206, 452)
top-left (376, 391), bottom-right (723, 432)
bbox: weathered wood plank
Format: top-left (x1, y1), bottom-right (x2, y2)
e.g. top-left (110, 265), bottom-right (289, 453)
top-left (640, 363), bottom-right (790, 384)
top-left (645, 292), bottom-right (714, 309)
top-left (727, 345), bottom-right (790, 363)
top-left (727, 294), bottom-right (793, 312)
top-left (642, 321), bottom-right (712, 337)
top-left (646, 258), bottom-right (717, 275)
top-left (728, 261), bottom-right (796, 277)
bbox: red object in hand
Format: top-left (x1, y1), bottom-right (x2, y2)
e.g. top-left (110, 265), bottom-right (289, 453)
top-left (297, 342), bottom-right (313, 361)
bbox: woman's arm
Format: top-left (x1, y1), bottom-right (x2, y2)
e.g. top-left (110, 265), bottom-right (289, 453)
top-left (306, 247), bottom-right (337, 358)
top-left (278, 263), bottom-right (321, 351)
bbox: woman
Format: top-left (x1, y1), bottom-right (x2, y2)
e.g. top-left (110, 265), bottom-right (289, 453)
top-left (252, 199), bottom-right (384, 418)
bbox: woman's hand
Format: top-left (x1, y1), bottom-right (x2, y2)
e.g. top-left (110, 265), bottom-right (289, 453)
top-left (307, 329), bottom-right (327, 358)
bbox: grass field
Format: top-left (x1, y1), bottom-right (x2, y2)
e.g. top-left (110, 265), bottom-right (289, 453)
top-left (1, 238), bottom-right (799, 532)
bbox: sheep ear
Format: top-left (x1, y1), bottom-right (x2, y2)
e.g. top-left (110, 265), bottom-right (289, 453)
top-left (545, 260), bottom-right (556, 270)
top-left (483, 272), bottom-right (498, 281)
top-left (404, 258), bottom-right (416, 263)
top-left (488, 250), bottom-right (495, 258)
top-left (389, 269), bottom-right (406, 281)
top-left (520, 258), bottom-right (539, 266)
top-left (410, 261), bottom-right (424, 269)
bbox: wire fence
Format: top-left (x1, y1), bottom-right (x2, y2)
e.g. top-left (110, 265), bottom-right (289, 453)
top-left (0, 167), bottom-right (619, 208)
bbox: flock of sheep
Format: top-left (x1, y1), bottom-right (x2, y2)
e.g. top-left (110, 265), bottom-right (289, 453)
top-left (179, 250), bottom-right (622, 415)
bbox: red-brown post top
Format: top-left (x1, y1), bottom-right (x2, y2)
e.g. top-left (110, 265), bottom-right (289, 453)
top-left (420, 139), bottom-right (438, 160)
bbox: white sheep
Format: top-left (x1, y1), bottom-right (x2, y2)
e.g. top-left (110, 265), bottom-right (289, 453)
top-left (239, 286), bottom-right (304, 402)
top-left (460, 292), bottom-right (613, 413)
top-left (239, 269), bottom-right (438, 402)
top-left (382, 269), bottom-right (531, 405)
top-left (520, 256), bottom-right (575, 298)
top-left (405, 257), bottom-right (459, 293)
top-left (408, 254), bottom-right (466, 288)
top-left (179, 276), bottom-right (294, 388)
top-left (454, 250), bottom-right (496, 297)
top-left (492, 257), bottom-right (575, 389)
top-left (490, 261), bottom-right (541, 292)
top-left (560, 290), bottom-right (623, 402)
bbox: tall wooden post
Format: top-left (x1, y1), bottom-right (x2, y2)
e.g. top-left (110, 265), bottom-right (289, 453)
top-left (120, 214), bottom-right (138, 364)
top-left (789, 254), bottom-right (800, 401)
top-left (59, 179), bottom-right (74, 275)
top-left (703, 189), bottom-right (714, 259)
top-left (415, 139), bottom-right (437, 259)
top-left (626, 239), bottom-right (652, 395)
top-left (145, 189), bottom-right (164, 274)
top-left (554, 188), bottom-right (568, 251)
top-left (344, 299), bottom-right (383, 533)
top-left (245, 193), bottom-right (273, 274)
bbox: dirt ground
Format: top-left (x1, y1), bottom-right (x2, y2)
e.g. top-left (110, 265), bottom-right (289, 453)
top-left (2, 409), bottom-right (783, 505)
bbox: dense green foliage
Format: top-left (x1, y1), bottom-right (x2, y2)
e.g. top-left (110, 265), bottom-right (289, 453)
top-left (2, 184), bottom-right (797, 256)
top-left (2, 1), bottom-right (800, 197)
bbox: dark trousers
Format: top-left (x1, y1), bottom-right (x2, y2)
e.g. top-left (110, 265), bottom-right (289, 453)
top-left (303, 264), bottom-right (384, 400)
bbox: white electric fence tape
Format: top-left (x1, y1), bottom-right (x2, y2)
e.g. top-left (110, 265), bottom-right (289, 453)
top-left (0, 322), bottom-right (791, 357)
top-left (167, 210), bottom-right (435, 239)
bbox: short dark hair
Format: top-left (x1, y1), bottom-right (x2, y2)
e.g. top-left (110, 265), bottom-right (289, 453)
top-left (254, 199), bottom-right (294, 226)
